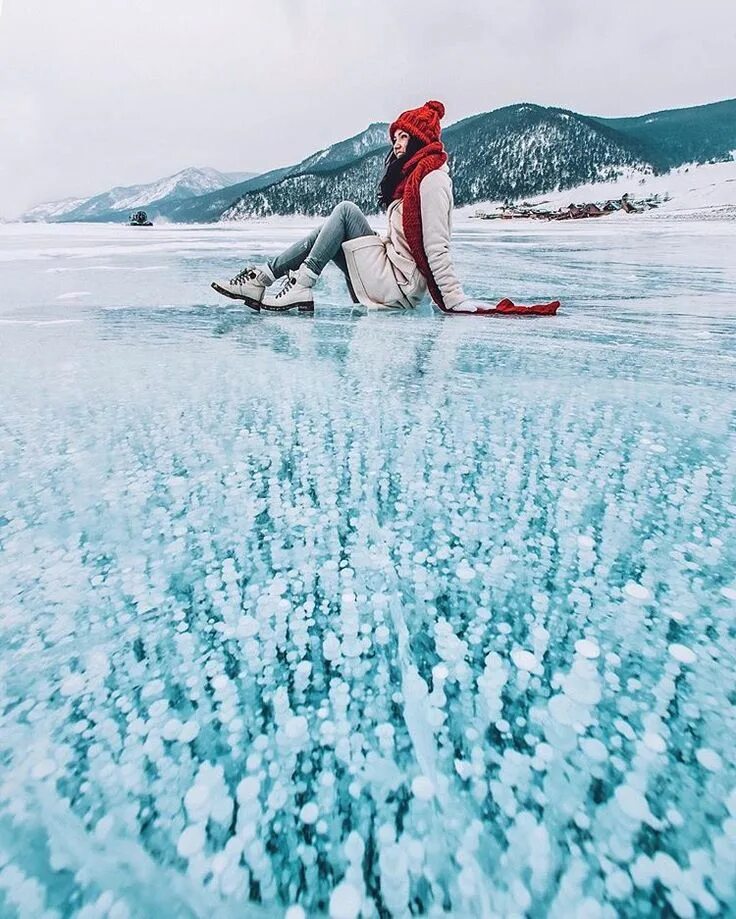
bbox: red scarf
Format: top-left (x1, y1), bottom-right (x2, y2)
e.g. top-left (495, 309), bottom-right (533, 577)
top-left (394, 143), bottom-right (560, 317)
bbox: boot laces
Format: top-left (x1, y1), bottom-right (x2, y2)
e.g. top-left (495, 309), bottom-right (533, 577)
top-left (230, 267), bottom-right (257, 285)
top-left (274, 274), bottom-right (297, 299)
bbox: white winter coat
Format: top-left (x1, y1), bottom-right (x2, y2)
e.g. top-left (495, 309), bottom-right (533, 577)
top-left (341, 164), bottom-right (466, 310)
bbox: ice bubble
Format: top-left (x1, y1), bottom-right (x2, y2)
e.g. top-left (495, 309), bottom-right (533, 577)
top-left (532, 624), bottom-right (550, 645)
top-left (60, 673), bottom-right (86, 696)
top-left (614, 784), bottom-right (652, 822)
top-left (237, 777), bottom-right (260, 803)
top-left (606, 868), bottom-right (633, 899)
top-left (669, 891), bottom-right (695, 918)
top-left (236, 615), bottom-right (259, 638)
top-left (299, 802), bottom-right (319, 824)
top-left (630, 854), bottom-right (655, 888)
top-left (341, 637), bottom-right (362, 659)
top-left (563, 669), bottom-right (601, 707)
top-left (141, 679), bottom-right (165, 699)
top-left (652, 851), bottom-right (681, 888)
top-left (285, 907), bottom-right (306, 919)
top-left (31, 759), bottom-right (57, 780)
top-left (433, 662), bottom-right (449, 682)
top-left (375, 723), bottom-right (395, 746)
top-left (577, 535), bottom-right (595, 550)
top-left (456, 560), bottom-right (476, 582)
top-left (614, 718), bottom-right (636, 741)
top-left (211, 795), bottom-right (233, 826)
top-left (580, 738), bottom-right (608, 762)
top-left (721, 586), bottom-right (736, 601)
top-left (328, 881), bottom-right (362, 919)
top-left (285, 715), bottom-right (309, 740)
top-left (268, 784), bottom-right (289, 811)
top-left (344, 832), bottom-right (365, 863)
top-left (668, 644), bottom-right (697, 665)
top-left (411, 775), bottom-right (435, 801)
top-left (162, 718), bottom-right (183, 741)
top-left (295, 660), bottom-right (312, 682)
top-left (177, 824), bottom-right (206, 858)
top-left (184, 784), bottom-right (210, 821)
top-left (548, 694), bottom-right (584, 726)
top-left (643, 733), bottom-right (666, 754)
top-left (623, 582), bottom-right (651, 602)
top-left (575, 639), bottom-right (600, 659)
top-left (374, 625), bottom-right (390, 645)
top-left (695, 748), bottom-right (722, 772)
top-left (323, 633), bottom-right (342, 661)
top-left (511, 649), bottom-right (539, 672)
top-left (149, 698), bottom-right (169, 718)
top-left (179, 721), bottom-right (199, 743)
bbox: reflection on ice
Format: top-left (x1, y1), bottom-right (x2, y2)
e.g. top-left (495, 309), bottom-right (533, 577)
top-left (1, 222), bottom-right (735, 917)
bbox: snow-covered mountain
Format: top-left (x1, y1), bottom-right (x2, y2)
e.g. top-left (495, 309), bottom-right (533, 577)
top-left (157, 123), bottom-right (391, 224)
top-left (23, 195), bottom-right (91, 222)
top-left (294, 122), bottom-right (389, 174)
top-left (23, 167), bottom-right (255, 223)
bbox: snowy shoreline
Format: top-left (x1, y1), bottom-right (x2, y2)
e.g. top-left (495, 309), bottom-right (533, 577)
top-left (455, 158), bottom-right (736, 223)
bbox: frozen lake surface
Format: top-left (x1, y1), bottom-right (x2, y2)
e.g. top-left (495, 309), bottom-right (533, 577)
top-left (1, 220), bottom-right (735, 917)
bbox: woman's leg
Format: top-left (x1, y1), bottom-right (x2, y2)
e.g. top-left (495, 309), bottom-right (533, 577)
top-left (260, 202), bottom-right (374, 311)
top-left (268, 201), bottom-right (373, 280)
top-left (267, 201), bottom-right (373, 280)
top-left (303, 201), bottom-right (375, 276)
top-left (267, 226), bottom-right (321, 279)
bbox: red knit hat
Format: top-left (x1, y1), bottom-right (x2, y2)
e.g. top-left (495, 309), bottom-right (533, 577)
top-left (389, 100), bottom-right (445, 146)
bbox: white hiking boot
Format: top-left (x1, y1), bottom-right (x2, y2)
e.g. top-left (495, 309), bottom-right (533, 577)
top-left (261, 264), bottom-right (317, 313)
top-left (211, 264), bottom-right (275, 309)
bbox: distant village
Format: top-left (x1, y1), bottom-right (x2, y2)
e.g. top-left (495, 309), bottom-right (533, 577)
top-left (474, 193), bottom-right (668, 221)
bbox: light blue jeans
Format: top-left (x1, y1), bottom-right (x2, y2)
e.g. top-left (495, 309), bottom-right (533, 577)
top-left (267, 201), bottom-right (375, 280)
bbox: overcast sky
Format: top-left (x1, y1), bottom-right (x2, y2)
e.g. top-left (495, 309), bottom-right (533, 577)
top-left (1, 0), bottom-right (734, 217)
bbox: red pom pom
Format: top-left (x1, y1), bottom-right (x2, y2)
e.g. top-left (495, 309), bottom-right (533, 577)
top-left (425, 100), bottom-right (445, 119)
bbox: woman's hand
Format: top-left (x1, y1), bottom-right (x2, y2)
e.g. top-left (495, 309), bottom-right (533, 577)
top-left (448, 299), bottom-right (488, 313)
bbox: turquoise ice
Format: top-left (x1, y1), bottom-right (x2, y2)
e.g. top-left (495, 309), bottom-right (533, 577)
top-left (1, 220), bottom-right (735, 917)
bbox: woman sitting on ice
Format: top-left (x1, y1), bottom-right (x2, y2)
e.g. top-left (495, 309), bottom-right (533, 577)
top-left (212, 100), bottom-right (557, 318)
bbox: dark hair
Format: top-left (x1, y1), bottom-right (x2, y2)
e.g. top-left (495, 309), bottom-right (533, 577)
top-left (377, 135), bottom-right (425, 210)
